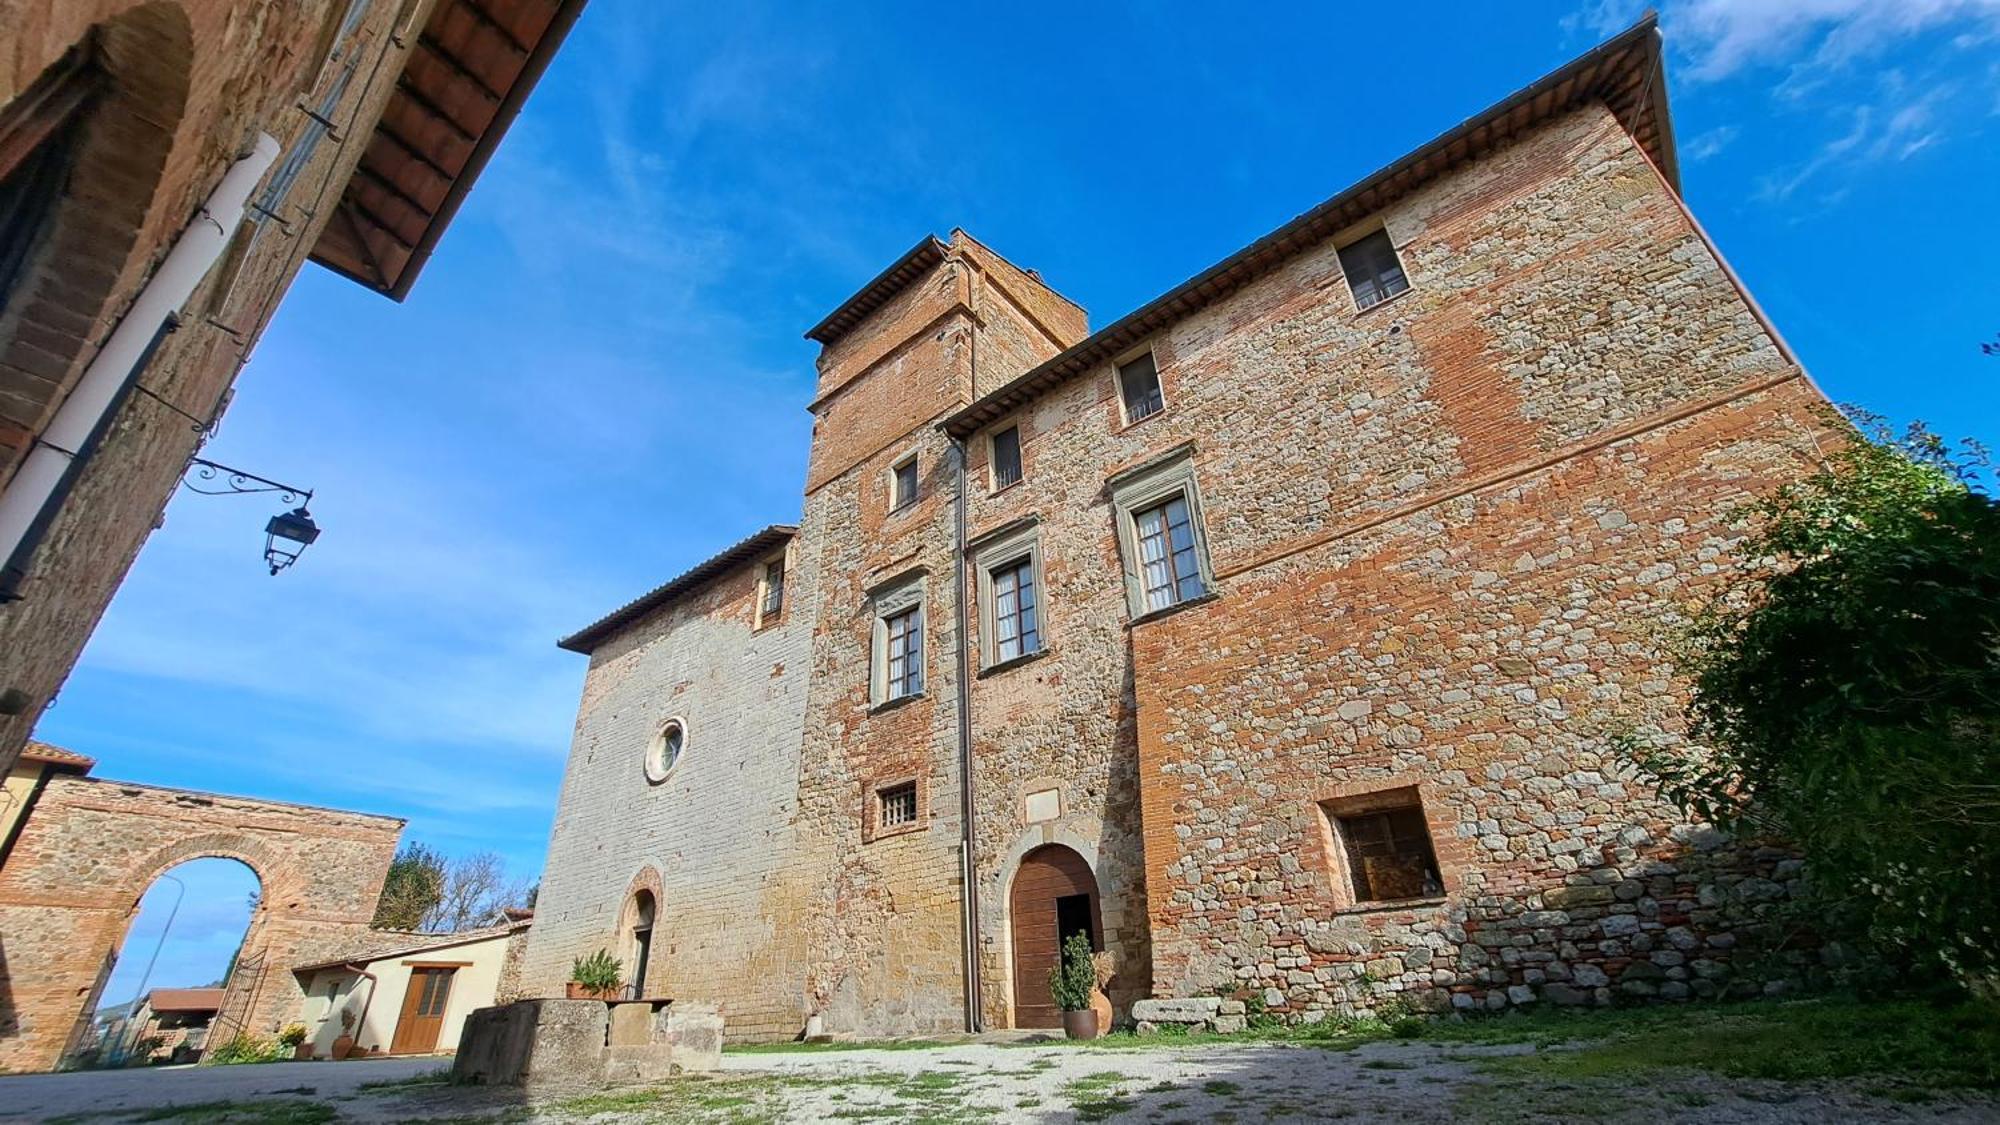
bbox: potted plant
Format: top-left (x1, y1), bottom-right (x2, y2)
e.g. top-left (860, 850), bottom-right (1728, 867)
top-left (1048, 932), bottom-right (1100, 1040)
top-left (278, 1023), bottom-right (309, 1060)
top-left (330, 1009), bottom-right (356, 1060)
top-left (567, 949), bottom-right (623, 1000)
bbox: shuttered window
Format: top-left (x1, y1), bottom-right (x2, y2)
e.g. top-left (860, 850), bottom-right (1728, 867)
top-left (1336, 804), bottom-right (1443, 903)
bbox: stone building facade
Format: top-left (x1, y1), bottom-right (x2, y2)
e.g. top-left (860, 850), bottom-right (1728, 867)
top-left (529, 18), bottom-right (1837, 1039)
top-left (0, 0), bottom-right (584, 775)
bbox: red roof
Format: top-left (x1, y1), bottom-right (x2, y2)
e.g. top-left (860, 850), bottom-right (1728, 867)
top-left (20, 741), bottom-right (93, 772)
top-left (146, 988), bottom-right (223, 1014)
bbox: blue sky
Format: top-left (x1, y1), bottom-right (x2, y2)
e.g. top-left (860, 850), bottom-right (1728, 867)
top-left (45, 0), bottom-right (2000, 993)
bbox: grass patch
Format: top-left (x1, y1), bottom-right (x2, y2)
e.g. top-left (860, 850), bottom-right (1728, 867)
top-left (1200, 1079), bottom-right (1241, 1095)
top-left (356, 1067), bottom-right (449, 1093)
top-left (126, 1101), bottom-right (337, 1125)
top-left (1469, 995), bottom-right (2000, 1089)
top-left (1063, 1070), bottom-right (1136, 1122)
top-left (726, 1037), bottom-right (971, 1055)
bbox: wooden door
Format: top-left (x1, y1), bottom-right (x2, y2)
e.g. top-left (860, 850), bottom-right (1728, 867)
top-left (389, 967), bottom-right (455, 1054)
top-left (1009, 845), bottom-right (1102, 1029)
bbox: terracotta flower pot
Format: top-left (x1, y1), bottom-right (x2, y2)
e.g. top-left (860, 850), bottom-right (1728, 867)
top-left (330, 1035), bottom-right (355, 1060)
top-left (1062, 1009), bottom-right (1100, 1040)
top-left (565, 982), bottom-right (619, 1001)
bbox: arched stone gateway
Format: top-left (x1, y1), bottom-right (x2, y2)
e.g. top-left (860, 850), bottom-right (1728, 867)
top-left (1007, 844), bottom-right (1103, 1030)
top-left (0, 771), bottom-right (402, 1072)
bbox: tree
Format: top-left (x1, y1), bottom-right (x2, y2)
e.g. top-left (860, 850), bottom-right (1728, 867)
top-left (372, 842), bottom-right (447, 930)
top-left (422, 851), bottom-right (531, 933)
top-left (1630, 411), bottom-right (1999, 994)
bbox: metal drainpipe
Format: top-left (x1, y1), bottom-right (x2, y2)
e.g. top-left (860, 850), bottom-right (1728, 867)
top-left (0, 134), bottom-right (280, 599)
top-left (954, 264), bottom-right (983, 1033)
top-left (952, 435), bottom-right (980, 1033)
top-left (345, 963), bottom-right (380, 1053)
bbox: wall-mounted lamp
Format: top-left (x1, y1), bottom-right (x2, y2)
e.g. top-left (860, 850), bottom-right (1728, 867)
top-left (182, 457), bottom-right (321, 575)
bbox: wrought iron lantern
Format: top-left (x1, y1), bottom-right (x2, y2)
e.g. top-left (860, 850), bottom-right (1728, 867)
top-left (181, 456), bottom-right (322, 576)
top-left (263, 506), bottom-right (320, 575)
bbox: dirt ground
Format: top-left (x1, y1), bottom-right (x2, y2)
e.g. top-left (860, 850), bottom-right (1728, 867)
top-left (13, 1035), bottom-right (1989, 1124)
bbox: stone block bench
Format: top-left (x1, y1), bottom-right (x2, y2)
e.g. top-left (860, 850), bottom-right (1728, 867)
top-left (1131, 997), bottom-right (1248, 1035)
top-left (452, 997), bottom-right (723, 1088)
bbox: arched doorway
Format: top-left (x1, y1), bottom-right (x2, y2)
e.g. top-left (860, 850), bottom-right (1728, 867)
top-left (1009, 845), bottom-right (1103, 1029)
top-left (624, 890), bottom-right (656, 1000)
top-left (85, 857), bottom-right (261, 1067)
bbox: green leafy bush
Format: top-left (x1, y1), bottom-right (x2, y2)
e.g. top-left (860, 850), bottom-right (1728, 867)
top-left (570, 949), bottom-right (623, 992)
top-left (1048, 933), bottom-right (1097, 1012)
top-left (203, 1032), bottom-right (285, 1065)
top-left (277, 1023), bottom-right (308, 1048)
top-left (1630, 412), bottom-right (1999, 994)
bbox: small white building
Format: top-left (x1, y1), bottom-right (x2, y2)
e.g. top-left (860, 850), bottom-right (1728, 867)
top-left (292, 917), bottom-right (529, 1058)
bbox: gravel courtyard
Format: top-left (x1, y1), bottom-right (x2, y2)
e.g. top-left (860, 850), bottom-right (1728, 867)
top-left (5, 1035), bottom-right (1993, 1124)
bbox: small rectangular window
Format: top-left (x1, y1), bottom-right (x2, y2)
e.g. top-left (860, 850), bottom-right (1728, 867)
top-left (891, 457), bottom-right (920, 511)
top-left (991, 426), bottom-right (1022, 489)
top-left (990, 557), bottom-right (1039, 662)
top-left (1336, 802), bottom-right (1442, 903)
top-left (883, 606), bottom-right (923, 699)
top-left (1133, 494), bottom-right (1205, 612)
top-left (1117, 352), bottom-right (1164, 423)
top-left (877, 782), bottom-right (918, 830)
top-left (761, 560), bottom-right (785, 619)
top-left (1338, 229), bottom-right (1409, 311)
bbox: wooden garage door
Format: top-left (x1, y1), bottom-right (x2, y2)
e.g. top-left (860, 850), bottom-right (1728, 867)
top-left (1009, 845), bottom-right (1102, 1029)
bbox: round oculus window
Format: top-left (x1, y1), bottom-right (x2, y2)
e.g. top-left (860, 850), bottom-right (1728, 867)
top-left (644, 718), bottom-right (686, 783)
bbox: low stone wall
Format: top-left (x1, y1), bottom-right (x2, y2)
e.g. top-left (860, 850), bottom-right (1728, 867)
top-left (452, 999), bottom-right (722, 1088)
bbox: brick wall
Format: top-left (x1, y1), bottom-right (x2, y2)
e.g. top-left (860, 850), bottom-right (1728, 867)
top-left (519, 544), bottom-right (819, 1042)
top-left (0, 0), bottom-right (434, 773)
top-left (953, 102), bottom-right (1835, 1016)
top-left (0, 773), bottom-right (402, 1072)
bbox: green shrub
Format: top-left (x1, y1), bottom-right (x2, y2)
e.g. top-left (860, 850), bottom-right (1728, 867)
top-left (570, 949), bottom-right (622, 992)
top-left (1628, 412), bottom-right (2000, 995)
top-left (202, 1032), bottom-right (284, 1066)
top-left (277, 1024), bottom-right (307, 1049)
top-left (1048, 933), bottom-right (1097, 1012)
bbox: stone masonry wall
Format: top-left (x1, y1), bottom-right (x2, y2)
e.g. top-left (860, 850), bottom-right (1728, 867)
top-left (0, 0), bottom-right (432, 772)
top-left (953, 101), bottom-right (1835, 1019)
top-left (520, 545), bottom-right (816, 1043)
top-left (0, 774), bottom-right (402, 1071)
top-left (787, 235), bottom-right (1083, 1036)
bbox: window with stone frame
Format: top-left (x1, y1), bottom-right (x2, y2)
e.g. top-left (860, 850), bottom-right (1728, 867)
top-left (1326, 789), bottom-right (1443, 904)
top-left (1116, 350), bottom-right (1165, 423)
top-left (971, 521), bottom-right (1046, 670)
top-left (1108, 448), bottom-right (1214, 620)
top-left (869, 576), bottom-right (926, 706)
top-left (1337, 228), bottom-right (1409, 311)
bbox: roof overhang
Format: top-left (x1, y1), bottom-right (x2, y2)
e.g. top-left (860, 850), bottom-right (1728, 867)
top-left (803, 235), bottom-right (948, 346)
top-left (941, 14), bottom-right (1676, 440)
top-left (309, 0), bottom-right (589, 300)
top-left (558, 525), bottom-right (797, 654)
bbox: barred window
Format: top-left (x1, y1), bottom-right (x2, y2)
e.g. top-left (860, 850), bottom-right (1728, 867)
top-left (877, 782), bottom-right (917, 830)
top-left (1337, 229), bottom-right (1409, 311)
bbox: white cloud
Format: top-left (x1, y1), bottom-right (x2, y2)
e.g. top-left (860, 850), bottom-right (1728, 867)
top-left (1684, 124), bottom-right (1740, 160)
